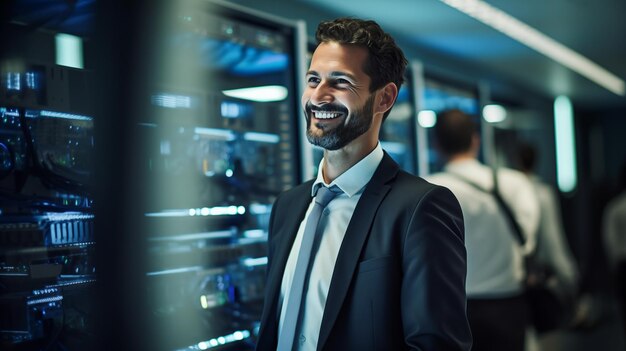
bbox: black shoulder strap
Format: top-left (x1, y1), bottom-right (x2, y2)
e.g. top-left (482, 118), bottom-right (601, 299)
top-left (448, 169), bottom-right (526, 246)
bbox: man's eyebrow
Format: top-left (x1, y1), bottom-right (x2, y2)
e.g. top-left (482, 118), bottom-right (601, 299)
top-left (306, 70), bottom-right (357, 81)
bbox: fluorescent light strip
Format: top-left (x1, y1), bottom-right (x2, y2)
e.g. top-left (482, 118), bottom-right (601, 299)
top-left (194, 127), bottom-right (236, 140)
top-left (439, 0), bottom-right (625, 96)
top-left (243, 229), bottom-right (266, 238)
top-left (242, 257), bottom-right (268, 267)
top-left (222, 85), bottom-right (288, 102)
top-left (146, 266), bottom-right (203, 276)
top-left (39, 110), bottom-right (92, 121)
top-left (145, 206), bottom-right (245, 217)
top-left (554, 95), bottom-right (577, 193)
top-left (243, 131), bottom-right (280, 143)
top-left (27, 296), bottom-right (63, 305)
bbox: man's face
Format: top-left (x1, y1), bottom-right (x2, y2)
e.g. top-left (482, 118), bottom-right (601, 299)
top-left (301, 42), bottom-right (377, 150)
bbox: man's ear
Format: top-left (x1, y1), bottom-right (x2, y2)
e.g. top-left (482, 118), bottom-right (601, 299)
top-left (375, 82), bottom-right (398, 117)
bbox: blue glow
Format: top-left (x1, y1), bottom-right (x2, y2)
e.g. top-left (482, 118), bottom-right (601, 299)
top-left (221, 101), bottom-right (250, 118)
top-left (396, 85), bottom-right (410, 103)
top-left (176, 35), bottom-right (289, 76)
top-left (13, 0), bottom-right (96, 37)
top-left (231, 50), bottom-right (289, 76)
top-left (423, 87), bottom-right (479, 115)
top-left (380, 141), bottom-right (406, 154)
top-left (243, 257), bottom-right (268, 267)
top-left (1, 107), bottom-right (20, 117)
top-left (7, 73), bottom-right (21, 90)
top-left (151, 93), bottom-right (192, 109)
top-left (243, 229), bottom-right (266, 238)
top-left (25, 72), bottom-right (38, 89)
top-left (554, 95), bottom-right (577, 193)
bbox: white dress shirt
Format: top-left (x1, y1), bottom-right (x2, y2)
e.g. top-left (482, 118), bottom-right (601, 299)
top-left (278, 143), bottom-right (383, 351)
top-left (426, 159), bottom-right (540, 297)
top-left (529, 175), bottom-right (578, 289)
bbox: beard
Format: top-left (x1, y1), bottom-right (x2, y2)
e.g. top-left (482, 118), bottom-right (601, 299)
top-left (304, 94), bottom-right (375, 151)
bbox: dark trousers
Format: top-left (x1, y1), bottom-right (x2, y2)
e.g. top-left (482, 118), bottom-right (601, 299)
top-left (467, 294), bottom-right (529, 351)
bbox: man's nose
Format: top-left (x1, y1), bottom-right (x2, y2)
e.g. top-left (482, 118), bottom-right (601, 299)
top-left (309, 83), bottom-right (334, 106)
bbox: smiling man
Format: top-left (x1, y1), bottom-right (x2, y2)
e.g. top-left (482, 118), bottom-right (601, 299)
top-left (256, 18), bottom-right (472, 351)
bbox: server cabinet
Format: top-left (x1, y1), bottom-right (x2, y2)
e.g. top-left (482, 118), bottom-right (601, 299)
top-left (379, 73), bottom-right (418, 174)
top-left (1, 2), bottom-right (97, 349)
top-left (93, 1), bottom-right (306, 350)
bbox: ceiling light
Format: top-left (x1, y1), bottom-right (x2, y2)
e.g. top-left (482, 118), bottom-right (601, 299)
top-left (439, 0), bottom-right (625, 96)
top-left (55, 33), bottom-right (84, 69)
top-left (417, 110), bottom-right (437, 128)
top-left (482, 104), bottom-right (507, 123)
top-left (222, 85), bottom-right (288, 102)
top-left (554, 95), bottom-right (577, 193)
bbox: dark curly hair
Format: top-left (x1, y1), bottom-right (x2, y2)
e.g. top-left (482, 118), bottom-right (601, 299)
top-left (315, 17), bottom-right (408, 97)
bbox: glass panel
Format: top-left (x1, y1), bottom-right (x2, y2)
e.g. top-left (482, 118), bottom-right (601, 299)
top-left (140, 3), bottom-right (303, 350)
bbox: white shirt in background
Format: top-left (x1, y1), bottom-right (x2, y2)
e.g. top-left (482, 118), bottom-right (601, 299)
top-left (426, 159), bottom-right (540, 297)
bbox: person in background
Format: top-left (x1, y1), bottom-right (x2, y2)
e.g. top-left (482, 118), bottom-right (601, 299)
top-left (602, 159), bottom-right (626, 340)
top-left (256, 18), bottom-right (471, 351)
top-left (516, 142), bottom-right (580, 350)
top-left (517, 142), bottom-right (579, 295)
top-left (427, 109), bottom-right (540, 351)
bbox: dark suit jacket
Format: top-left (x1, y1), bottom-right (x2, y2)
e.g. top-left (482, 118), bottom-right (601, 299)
top-left (256, 153), bottom-right (472, 351)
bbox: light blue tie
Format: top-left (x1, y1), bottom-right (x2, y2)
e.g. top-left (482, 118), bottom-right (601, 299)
top-left (277, 186), bottom-right (340, 351)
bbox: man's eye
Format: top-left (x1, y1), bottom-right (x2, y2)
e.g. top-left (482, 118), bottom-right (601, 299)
top-left (336, 78), bottom-right (350, 84)
top-left (307, 77), bottom-right (320, 85)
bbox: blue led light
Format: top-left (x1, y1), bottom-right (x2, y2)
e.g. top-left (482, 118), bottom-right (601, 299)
top-left (554, 95), bottom-right (577, 193)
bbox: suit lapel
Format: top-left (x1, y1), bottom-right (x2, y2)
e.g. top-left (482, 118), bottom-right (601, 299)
top-left (317, 153), bottom-right (399, 350)
top-left (259, 181), bottom-right (313, 346)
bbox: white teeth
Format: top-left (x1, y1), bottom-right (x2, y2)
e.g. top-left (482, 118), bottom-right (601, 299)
top-left (313, 111), bottom-right (340, 119)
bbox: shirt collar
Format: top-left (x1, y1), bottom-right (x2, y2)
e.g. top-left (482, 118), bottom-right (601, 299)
top-left (444, 158), bottom-right (482, 173)
top-left (312, 143), bottom-right (384, 197)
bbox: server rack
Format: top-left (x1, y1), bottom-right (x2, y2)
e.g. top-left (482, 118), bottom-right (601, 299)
top-left (1, 2), bottom-right (97, 349)
top-left (93, 1), bottom-right (306, 350)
